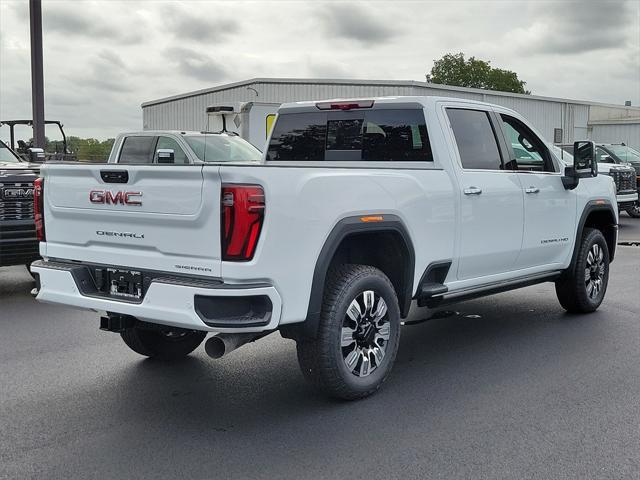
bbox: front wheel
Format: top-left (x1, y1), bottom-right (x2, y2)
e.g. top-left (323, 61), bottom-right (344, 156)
top-left (296, 264), bottom-right (401, 400)
top-left (121, 323), bottom-right (207, 360)
top-left (555, 228), bottom-right (610, 313)
top-left (626, 203), bottom-right (640, 218)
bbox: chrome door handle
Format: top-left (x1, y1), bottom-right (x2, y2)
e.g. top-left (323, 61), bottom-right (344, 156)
top-left (525, 186), bottom-right (540, 194)
top-left (463, 186), bottom-right (482, 195)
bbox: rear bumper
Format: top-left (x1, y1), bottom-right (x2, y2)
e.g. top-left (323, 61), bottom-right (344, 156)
top-left (32, 260), bottom-right (282, 333)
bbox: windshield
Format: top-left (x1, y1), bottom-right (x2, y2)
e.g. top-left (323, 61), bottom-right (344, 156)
top-left (183, 134), bottom-right (262, 163)
top-left (605, 145), bottom-right (640, 165)
top-left (0, 141), bottom-right (21, 163)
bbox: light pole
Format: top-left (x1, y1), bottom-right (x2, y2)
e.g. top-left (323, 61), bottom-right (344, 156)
top-left (29, 0), bottom-right (45, 148)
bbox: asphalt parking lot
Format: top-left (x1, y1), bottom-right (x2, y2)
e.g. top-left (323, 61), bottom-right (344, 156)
top-left (1, 215), bottom-right (639, 480)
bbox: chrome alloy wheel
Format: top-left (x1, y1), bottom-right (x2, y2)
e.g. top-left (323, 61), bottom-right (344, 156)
top-left (341, 290), bottom-right (390, 377)
top-left (585, 243), bottom-right (606, 300)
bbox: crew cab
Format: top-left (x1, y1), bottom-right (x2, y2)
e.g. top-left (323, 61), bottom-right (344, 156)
top-left (32, 97), bottom-right (618, 399)
top-left (0, 140), bottom-right (41, 271)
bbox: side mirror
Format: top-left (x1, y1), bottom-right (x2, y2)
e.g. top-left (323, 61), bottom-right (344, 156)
top-left (28, 147), bottom-right (45, 163)
top-left (156, 148), bottom-right (174, 164)
top-left (562, 141), bottom-right (597, 190)
top-left (573, 140), bottom-right (597, 178)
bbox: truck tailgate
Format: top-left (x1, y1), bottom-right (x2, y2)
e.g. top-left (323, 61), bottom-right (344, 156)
top-left (41, 164), bottom-right (222, 277)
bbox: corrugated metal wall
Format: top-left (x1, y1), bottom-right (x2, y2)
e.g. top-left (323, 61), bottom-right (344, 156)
top-left (142, 80), bottom-right (591, 143)
top-left (590, 123), bottom-right (640, 150)
top-left (143, 82), bottom-right (416, 132)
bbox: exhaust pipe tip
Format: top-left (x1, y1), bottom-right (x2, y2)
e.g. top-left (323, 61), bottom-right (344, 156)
top-left (204, 336), bottom-right (227, 359)
top-left (204, 332), bottom-right (271, 359)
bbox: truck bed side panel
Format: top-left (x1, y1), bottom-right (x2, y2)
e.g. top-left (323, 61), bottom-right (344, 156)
top-left (218, 165), bottom-right (456, 325)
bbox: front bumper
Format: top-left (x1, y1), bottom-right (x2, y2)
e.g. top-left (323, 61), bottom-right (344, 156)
top-left (32, 260), bottom-right (282, 333)
top-left (0, 220), bottom-right (40, 267)
top-left (616, 192), bottom-right (638, 202)
top-left (616, 192), bottom-right (638, 210)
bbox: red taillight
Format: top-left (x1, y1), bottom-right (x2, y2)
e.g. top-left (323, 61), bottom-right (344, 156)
top-left (316, 100), bottom-right (375, 110)
top-left (33, 177), bottom-right (45, 241)
top-left (221, 185), bottom-right (265, 261)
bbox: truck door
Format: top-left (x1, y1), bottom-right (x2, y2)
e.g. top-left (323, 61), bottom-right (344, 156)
top-left (446, 107), bottom-right (524, 280)
top-left (496, 114), bottom-right (576, 268)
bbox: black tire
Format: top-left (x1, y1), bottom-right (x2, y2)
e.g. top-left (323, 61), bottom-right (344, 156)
top-left (120, 324), bottom-right (207, 360)
top-left (296, 264), bottom-right (401, 400)
top-left (625, 203), bottom-right (640, 218)
top-left (555, 228), bottom-right (610, 313)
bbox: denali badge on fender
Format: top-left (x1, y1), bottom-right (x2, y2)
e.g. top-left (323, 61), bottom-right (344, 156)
top-left (89, 190), bottom-right (142, 206)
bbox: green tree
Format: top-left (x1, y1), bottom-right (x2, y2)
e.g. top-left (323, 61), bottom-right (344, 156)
top-left (428, 52), bottom-right (530, 94)
top-left (66, 136), bottom-right (115, 162)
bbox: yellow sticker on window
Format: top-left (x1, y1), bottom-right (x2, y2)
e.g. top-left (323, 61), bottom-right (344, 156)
top-left (266, 114), bottom-right (276, 139)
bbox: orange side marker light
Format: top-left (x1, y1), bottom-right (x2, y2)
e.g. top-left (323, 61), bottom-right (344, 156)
top-left (360, 215), bottom-right (384, 223)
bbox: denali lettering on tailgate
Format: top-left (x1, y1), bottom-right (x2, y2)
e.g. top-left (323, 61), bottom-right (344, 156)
top-left (96, 230), bottom-right (144, 239)
top-left (89, 190), bottom-right (142, 206)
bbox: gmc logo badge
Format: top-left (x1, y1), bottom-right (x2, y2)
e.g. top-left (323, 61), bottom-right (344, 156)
top-left (90, 190), bottom-right (142, 206)
top-left (1, 187), bottom-right (34, 200)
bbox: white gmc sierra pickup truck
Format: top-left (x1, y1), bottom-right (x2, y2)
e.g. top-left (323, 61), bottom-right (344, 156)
top-left (32, 97), bottom-right (618, 399)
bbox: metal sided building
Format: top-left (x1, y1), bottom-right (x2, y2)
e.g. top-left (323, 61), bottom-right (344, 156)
top-left (142, 78), bottom-right (640, 149)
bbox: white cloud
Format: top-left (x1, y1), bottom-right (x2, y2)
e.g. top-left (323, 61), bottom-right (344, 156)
top-left (1, 0), bottom-right (638, 140)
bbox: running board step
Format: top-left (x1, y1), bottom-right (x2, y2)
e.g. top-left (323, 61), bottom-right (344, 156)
top-left (417, 283), bottom-right (448, 306)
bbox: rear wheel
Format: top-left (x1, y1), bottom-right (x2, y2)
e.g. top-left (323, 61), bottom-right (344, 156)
top-left (626, 203), bottom-right (640, 218)
top-left (296, 264), bottom-right (401, 400)
top-left (121, 324), bottom-right (207, 360)
top-left (555, 228), bottom-right (609, 313)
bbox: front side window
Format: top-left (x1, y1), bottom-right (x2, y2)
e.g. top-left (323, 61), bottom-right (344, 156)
top-left (0, 141), bottom-right (21, 163)
top-left (155, 136), bottom-right (189, 164)
top-left (447, 109), bottom-right (502, 170)
top-left (606, 145), bottom-right (640, 165)
top-left (266, 109), bottom-right (432, 162)
top-left (500, 114), bottom-right (552, 172)
top-left (118, 136), bottom-right (155, 164)
top-left (596, 146), bottom-right (616, 164)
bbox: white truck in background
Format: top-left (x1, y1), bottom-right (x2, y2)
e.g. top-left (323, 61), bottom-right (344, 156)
top-left (206, 102), bottom-right (279, 150)
top-left (32, 96), bottom-right (618, 400)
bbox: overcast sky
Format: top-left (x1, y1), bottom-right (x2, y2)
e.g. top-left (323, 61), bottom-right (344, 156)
top-left (1, 0), bottom-right (639, 140)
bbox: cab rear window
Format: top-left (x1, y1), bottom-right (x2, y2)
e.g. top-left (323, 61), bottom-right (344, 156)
top-left (266, 109), bottom-right (432, 162)
top-left (118, 136), bottom-right (155, 164)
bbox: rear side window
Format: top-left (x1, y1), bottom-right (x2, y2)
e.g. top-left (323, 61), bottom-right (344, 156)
top-left (266, 109), bottom-right (432, 162)
top-left (447, 109), bottom-right (502, 170)
top-left (118, 136), bottom-right (155, 164)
